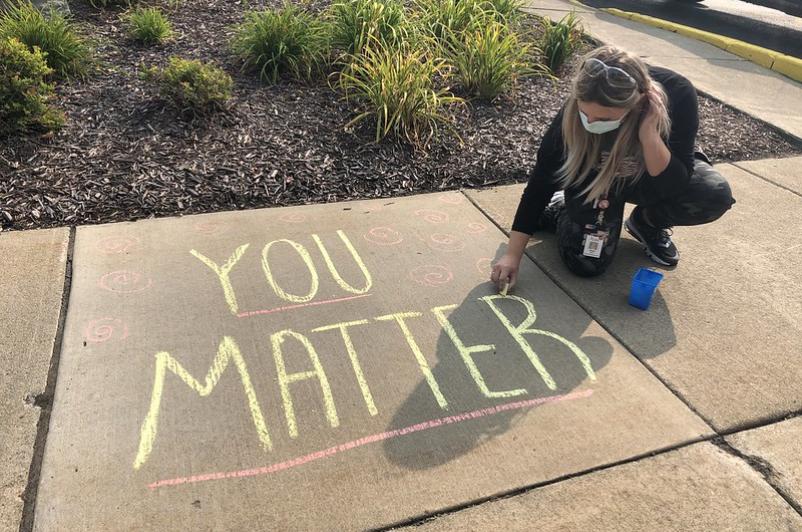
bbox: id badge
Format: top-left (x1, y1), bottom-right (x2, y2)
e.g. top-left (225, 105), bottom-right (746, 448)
top-left (582, 230), bottom-right (608, 258)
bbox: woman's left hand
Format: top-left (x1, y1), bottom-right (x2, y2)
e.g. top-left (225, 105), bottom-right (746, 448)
top-left (638, 87), bottom-right (662, 142)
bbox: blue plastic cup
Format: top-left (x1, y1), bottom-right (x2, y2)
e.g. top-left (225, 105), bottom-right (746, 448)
top-left (628, 268), bottom-right (664, 310)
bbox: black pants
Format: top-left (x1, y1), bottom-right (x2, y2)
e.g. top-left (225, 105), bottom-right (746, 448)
top-left (555, 158), bottom-right (736, 277)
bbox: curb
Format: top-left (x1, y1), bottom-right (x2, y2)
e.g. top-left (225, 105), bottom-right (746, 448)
top-left (601, 7), bottom-right (802, 84)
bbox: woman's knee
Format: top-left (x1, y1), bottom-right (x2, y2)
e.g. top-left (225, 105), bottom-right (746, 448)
top-left (691, 163), bottom-right (736, 222)
top-left (656, 162), bottom-right (736, 226)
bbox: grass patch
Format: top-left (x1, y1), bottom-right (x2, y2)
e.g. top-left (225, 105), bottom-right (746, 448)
top-left (540, 12), bottom-right (582, 74)
top-left (445, 20), bottom-right (539, 100)
top-left (329, 0), bottom-right (407, 57)
top-left (336, 38), bottom-right (462, 147)
top-left (124, 7), bottom-right (173, 44)
top-left (230, 4), bottom-right (330, 84)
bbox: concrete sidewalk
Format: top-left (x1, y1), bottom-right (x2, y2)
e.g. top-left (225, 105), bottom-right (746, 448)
top-left (525, 0), bottom-right (802, 141)
top-left (8, 160), bottom-right (801, 531)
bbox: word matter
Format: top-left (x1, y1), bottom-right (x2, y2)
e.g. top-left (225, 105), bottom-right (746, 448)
top-left (133, 295), bottom-right (596, 470)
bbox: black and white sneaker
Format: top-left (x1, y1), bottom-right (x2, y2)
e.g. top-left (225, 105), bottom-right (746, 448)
top-left (537, 190), bottom-right (565, 233)
top-left (625, 208), bottom-right (679, 266)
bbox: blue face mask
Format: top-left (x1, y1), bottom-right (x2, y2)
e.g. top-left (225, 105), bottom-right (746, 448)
top-left (579, 109), bottom-right (624, 135)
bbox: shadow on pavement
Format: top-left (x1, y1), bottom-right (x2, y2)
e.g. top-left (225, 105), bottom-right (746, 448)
top-left (383, 242), bottom-right (677, 470)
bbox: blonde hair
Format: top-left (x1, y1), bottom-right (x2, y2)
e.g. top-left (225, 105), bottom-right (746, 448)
top-left (558, 46), bottom-right (671, 203)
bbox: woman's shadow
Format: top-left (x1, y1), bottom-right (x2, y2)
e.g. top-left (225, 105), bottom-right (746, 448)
top-left (383, 244), bottom-right (620, 470)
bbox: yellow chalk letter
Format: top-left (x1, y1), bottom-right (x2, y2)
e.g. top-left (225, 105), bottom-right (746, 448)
top-left (272, 330), bottom-right (339, 438)
top-left (375, 312), bottom-right (449, 410)
top-left (312, 320), bottom-right (377, 416)
top-left (312, 230), bottom-right (373, 294)
top-left (432, 304), bottom-right (527, 399)
top-left (190, 244), bottom-right (249, 315)
top-left (261, 240), bottom-right (319, 303)
top-left (133, 336), bottom-right (271, 470)
top-left (481, 295), bottom-right (596, 390)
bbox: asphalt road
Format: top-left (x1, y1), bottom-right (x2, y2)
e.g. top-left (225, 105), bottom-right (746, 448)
top-left (581, 0), bottom-right (802, 58)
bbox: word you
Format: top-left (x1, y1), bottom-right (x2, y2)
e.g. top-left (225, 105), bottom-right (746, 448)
top-left (133, 295), bottom-right (596, 470)
top-left (190, 230), bottom-right (372, 316)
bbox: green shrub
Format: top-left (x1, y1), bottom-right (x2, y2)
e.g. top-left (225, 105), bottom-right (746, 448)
top-left (124, 7), bottom-right (173, 44)
top-left (445, 20), bottom-right (537, 100)
top-left (540, 12), bottom-right (582, 74)
top-left (230, 5), bottom-right (330, 84)
top-left (0, 0), bottom-right (91, 78)
top-left (0, 37), bottom-right (63, 134)
top-left (337, 39), bottom-right (462, 147)
top-left (329, 0), bottom-right (407, 57)
top-left (143, 57), bottom-right (233, 115)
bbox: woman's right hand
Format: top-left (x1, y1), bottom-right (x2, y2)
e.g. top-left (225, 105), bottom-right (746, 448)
top-left (491, 253), bottom-right (521, 292)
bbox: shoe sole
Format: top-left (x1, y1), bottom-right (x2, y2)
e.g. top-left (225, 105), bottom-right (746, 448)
top-left (624, 219), bottom-right (678, 267)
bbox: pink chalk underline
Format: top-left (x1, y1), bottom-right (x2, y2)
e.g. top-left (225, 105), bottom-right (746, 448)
top-left (236, 294), bottom-right (372, 318)
top-left (147, 388), bottom-right (594, 490)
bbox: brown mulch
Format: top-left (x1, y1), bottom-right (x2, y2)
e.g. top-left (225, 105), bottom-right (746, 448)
top-left (1, 0), bottom-right (800, 231)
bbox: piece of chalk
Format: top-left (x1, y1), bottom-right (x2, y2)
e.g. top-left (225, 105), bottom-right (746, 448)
top-left (501, 281), bottom-right (509, 296)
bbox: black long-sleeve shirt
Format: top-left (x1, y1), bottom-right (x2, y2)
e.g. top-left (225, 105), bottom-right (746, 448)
top-left (512, 65), bottom-right (699, 235)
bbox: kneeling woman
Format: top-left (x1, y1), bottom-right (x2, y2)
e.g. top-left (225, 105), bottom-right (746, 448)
top-left (492, 45), bottom-right (735, 288)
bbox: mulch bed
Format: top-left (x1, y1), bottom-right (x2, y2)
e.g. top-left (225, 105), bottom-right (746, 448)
top-left (1, 0), bottom-right (800, 232)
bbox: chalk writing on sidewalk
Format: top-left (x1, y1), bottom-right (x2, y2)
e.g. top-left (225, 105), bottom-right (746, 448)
top-left (133, 295), bottom-right (597, 470)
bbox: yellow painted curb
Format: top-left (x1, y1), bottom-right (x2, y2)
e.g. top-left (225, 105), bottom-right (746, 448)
top-left (726, 40), bottom-right (779, 69)
top-left (773, 54), bottom-right (802, 81)
top-left (600, 7), bottom-right (802, 84)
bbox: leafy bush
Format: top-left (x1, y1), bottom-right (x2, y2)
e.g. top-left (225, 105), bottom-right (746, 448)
top-left (445, 20), bottom-right (537, 100)
top-left (124, 7), bottom-right (173, 44)
top-left (230, 5), bottom-right (330, 83)
top-left (0, 37), bottom-right (63, 134)
top-left (336, 39), bottom-right (462, 147)
top-left (540, 12), bottom-right (582, 73)
top-left (0, 0), bottom-right (91, 78)
top-left (329, 0), bottom-right (407, 57)
top-left (143, 57), bottom-right (233, 115)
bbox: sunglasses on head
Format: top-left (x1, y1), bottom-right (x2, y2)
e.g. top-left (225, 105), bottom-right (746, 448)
top-left (582, 58), bottom-right (638, 91)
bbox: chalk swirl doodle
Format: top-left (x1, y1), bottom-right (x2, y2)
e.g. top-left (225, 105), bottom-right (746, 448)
top-left (414, 209), bottom-right (449, 224)
top-left (193, 221), bottom-right (224, 236)
top-left (83, 318), bottom-right (129, 344)
top-left (438, 195), bottom-right (464, 205)
top-left (466, 222), bottom-right (488, 234)
top-left (280, 212), bottom-right (306, 223)
top-left (409, 265), bottom-right (454, 287)
top-left (97, 236), bottom-right (141, 254)
top-left (428, 233), bottom-right (465, 252)
top-left (364, 227), bottom-right (403, 246)
top-left (98, 270), bottom-right (153, 293)
top-left (476, 257), bottom-right (493, 276)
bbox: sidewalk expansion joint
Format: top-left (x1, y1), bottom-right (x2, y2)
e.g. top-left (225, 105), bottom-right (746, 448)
top-left (371, 434), bottom-right (712, 531)
top-left (460, 190), bottom-right (717, 433)
top-left (18, 225), bottom-right (76, 532)
top-left (711, 437), bottom-right (802, 517)
top-left (733, 161), bottom-right (802, 199)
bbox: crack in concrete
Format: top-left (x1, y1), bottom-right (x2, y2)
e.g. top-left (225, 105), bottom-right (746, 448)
top-left (711, 436), bottom-right (802, 518)
top-left (18, 226), bottom-right (76, 532)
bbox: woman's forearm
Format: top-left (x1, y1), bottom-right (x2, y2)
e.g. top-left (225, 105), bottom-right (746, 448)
top-left (641, 130), bottom-right (672, 177)
top-left (506, 230), bottom-right (531, 258)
